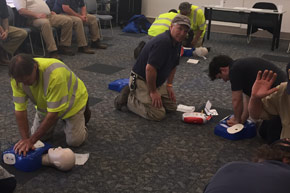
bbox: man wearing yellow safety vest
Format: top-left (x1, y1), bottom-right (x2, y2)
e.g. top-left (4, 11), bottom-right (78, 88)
top-left (179, 2), bottom-right (207, 48)
top-left (9, 54), bottom-right (90, 156)
top-left (148, 9), bottom-right (178, 37)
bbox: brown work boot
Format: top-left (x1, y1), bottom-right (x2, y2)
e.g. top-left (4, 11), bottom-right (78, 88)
top-left (48, 51), bottom-right (62, 60)
top-left (114, 85), bottom-right (130, 111)
top-left (91, 40), bottom-right (107, 49)
top-left (58, 46), bottom-right (75, 56)
top-left (78, 46), bottom-right (95, 54)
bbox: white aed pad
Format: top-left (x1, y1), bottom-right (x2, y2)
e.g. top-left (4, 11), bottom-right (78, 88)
top-left (227, 124), bottom-right (244, 134)
top-left (187, 59), bottom-right (199, 64)
top-left (34, 140), bottom-right (45, 149)
top-left (75, 153), bottom-right (90, 165)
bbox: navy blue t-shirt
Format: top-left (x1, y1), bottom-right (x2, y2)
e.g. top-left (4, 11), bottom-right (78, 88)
top-left (204, 161), bottom-right (290, 193)
top-left (229, 57), bottom-right (286, 96)
top-left (46, 0), bottom-right (85, 14)
top-left (132, 30), bottom-right (181, 88)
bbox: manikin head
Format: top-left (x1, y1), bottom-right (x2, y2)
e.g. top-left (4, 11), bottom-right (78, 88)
top-left (193, 47), bottom-right (209, 58)
top-left (46, 147), bottom-right (75, 171)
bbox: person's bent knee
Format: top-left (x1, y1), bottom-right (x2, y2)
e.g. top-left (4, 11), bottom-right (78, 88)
top-left (73, 17), bottom-right (83, 24)
top-left (20, 29), bottom-right (28, 38)
top-left (147, 108), bottom-right (166, 121)
top-left (40, 19), bottom-right (51, 27)
top-left (66, 132), bottom-right (87, 147)
top-left (64, 19), bottom-right (73, 27)
top-left (66, 137), bottom-right (85, 147)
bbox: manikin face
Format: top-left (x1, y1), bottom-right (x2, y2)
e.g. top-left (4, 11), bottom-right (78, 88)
top-left (215, 66), bottom-right (230, 82)
top-left (170, 24), bottom-right (189, 43)
top-left (48, 147), bottom-right (75, 171)
top-left (16, 63), bottom-right (38, 86)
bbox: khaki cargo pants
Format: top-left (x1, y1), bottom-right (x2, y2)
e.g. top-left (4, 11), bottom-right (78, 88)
top-left (30, 107), bottom-right (88, 147)
top-left (127, 72), bottom-right (177, 121)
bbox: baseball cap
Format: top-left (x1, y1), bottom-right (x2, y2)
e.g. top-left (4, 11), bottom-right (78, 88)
top-left (171, 14), bottom-right (191, 28)
top-left (286, 63), bottom-right (290, 94)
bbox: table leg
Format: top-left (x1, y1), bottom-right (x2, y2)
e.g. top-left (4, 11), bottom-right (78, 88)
top-left (276, 14), bottom-right (283, 49)
top-left (206, 8), bottom-right (212, 40)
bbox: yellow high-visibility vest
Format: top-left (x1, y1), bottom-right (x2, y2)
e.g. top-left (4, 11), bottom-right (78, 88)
top-left (148, 12), bottom-right (178, 37)
top-left (11, 58), bottom-right (88, 119)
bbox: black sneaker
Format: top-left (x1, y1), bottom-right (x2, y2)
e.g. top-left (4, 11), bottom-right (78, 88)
top-left (114, 85), bottom-right (130, 111)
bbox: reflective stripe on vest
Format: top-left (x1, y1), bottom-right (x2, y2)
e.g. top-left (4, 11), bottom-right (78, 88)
top-left (22, 63), bottom-right (78, 118)
top-left (43, 63), bottom-right (72, 96)
top-left (13, 96), bottom-right (28, 104)
top-left (151, 23), bottom-right (170, 28)
top-left (59, 75), bottom-right (78, 119)
top-left (200, 22), bottom-right (206, 28)
top-left (22, 85), bottom-right (37, 105)
top-left (154, 16), bottom-right (173, 23)
top-left (47, 95), bottom-right (68, 109)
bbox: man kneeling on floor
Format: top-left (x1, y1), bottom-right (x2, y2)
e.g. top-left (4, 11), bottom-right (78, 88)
top-left (114, 14), bottom-right (190, 121)
top-left (9, 54), bottom-right (91, 156)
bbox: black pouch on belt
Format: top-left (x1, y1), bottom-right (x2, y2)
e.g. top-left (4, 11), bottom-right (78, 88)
top-left (130, 73), bottom-right (137, 90)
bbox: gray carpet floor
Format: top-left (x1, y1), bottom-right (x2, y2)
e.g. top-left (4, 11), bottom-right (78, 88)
top-left (1, 27), bottom-right (290, 193)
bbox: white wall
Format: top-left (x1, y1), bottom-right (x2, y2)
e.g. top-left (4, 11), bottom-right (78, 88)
top-left (141, 0), bottom-right (290, 33)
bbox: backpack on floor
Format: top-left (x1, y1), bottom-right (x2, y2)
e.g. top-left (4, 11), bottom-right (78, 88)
top-left (122, 15), bottom-right (151, 34)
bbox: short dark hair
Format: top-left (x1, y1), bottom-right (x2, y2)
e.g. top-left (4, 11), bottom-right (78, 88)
top-left (179, 2), bottom-right (191, 15)
top-left (168, 9), bottom-right (178, 13)
top-left (9, 54), bottom-right (36, 79)
top-left (253, 138), bottom-right (290, 163)
top-left (208, 55), bottom-right (233, 80)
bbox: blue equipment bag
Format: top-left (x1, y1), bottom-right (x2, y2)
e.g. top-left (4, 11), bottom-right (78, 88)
top-left (122, 15), bottom-right (151, 34)
top-left (214, 115), bottom-right (257, 140)
top-left (108, 78), bottom-right (129, 92)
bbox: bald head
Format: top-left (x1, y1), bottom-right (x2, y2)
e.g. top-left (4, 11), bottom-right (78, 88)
top-left (9, 54), bottom-right (36, 79)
